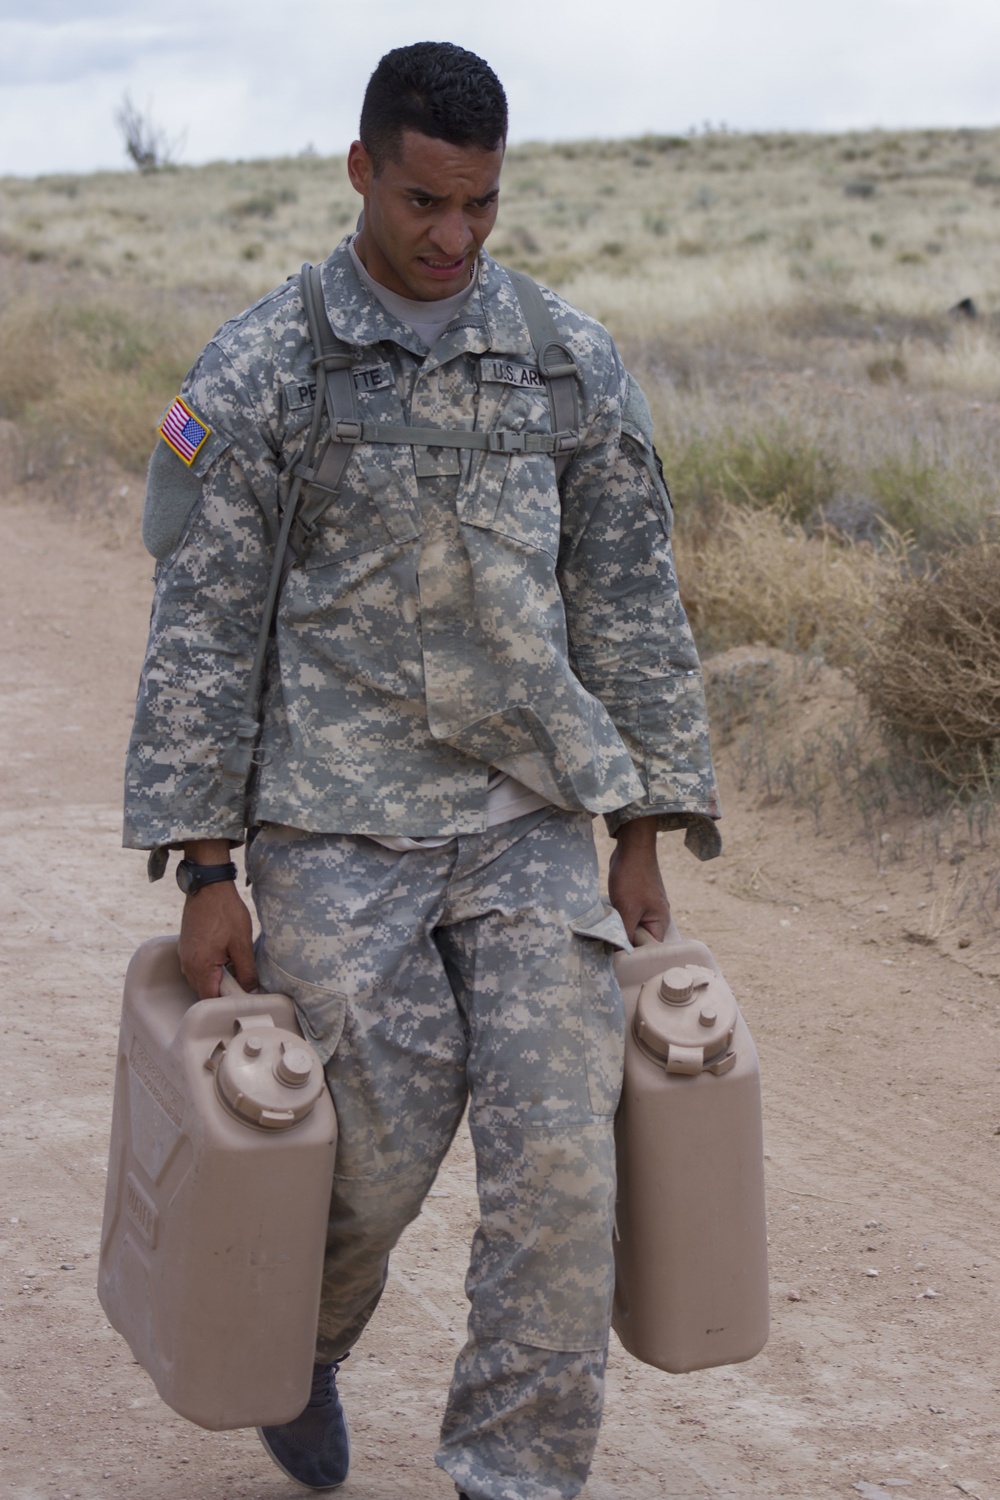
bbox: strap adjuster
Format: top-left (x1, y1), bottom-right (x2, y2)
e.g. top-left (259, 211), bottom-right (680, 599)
top-left (487, 429), bottom-right (579, 457)
top-left (291, 463), bottom-right (339, 497)
top-left (332, 419), bottom-right (364, 443)
top-left (538, 340), bottom-right (578, 380)
top-left (311, 351), bottom-right (355, 371)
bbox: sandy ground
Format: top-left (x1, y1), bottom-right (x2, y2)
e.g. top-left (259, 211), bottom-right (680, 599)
top-left (1, 495), bottom-right (998, 1500)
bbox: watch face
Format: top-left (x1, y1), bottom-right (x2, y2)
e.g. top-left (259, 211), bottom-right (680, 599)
top-left (176, 860), bottom-right (198, 895)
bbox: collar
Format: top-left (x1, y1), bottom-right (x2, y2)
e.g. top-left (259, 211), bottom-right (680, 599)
top-left (316, 238), bottom-right (536, 364)
top-left (348, 235), bottom-right (477, 334)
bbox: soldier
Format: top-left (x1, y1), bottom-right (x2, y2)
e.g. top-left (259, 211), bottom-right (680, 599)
top-left (124, 40), bottom-right (721, 1500)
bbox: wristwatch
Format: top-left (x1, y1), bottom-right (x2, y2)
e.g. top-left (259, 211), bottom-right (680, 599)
top-left (176, 858), bottom-right (238, 896)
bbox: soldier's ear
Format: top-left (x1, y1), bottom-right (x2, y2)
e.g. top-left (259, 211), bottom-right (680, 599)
top-left (347, 141), bottom-right (373, 199)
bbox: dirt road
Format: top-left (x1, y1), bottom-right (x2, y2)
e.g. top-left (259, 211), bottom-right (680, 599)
top-left (1, 497), bottom-right (997, 1500)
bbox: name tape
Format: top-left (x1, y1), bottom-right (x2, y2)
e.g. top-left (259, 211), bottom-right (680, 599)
top-left (284, 364), bottom-right (394, 413)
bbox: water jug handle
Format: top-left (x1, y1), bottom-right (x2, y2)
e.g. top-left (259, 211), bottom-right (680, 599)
top-left (633, 919), bottom-right (683, 948)
top-left (219, 966), bottom-right (249, 999)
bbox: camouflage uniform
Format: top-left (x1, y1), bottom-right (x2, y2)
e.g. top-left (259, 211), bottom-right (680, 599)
top-left (249, 808), bottom-right (626, 1500)
top-left (124, 239), bottom-right (720, 1499)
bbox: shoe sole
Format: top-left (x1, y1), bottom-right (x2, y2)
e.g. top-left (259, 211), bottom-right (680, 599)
top-left (255, 1420), bottom-right (350, 1491)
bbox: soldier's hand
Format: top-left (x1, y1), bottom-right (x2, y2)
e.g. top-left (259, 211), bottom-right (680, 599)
top-left (178, 880), bottom-right (258, 998)
top-left (608, 816), bottom-right (671, 943)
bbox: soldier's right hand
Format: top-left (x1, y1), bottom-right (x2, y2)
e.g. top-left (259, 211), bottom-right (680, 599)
top-left (178, 880), bottom-right (259, 998)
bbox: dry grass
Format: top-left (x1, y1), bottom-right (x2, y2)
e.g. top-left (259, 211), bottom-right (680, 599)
top-left (0, 280), bottom-right (215, 474)
top-left (675, 502), bottom-right (894, 665)
top-left (652, 383), bottom-right (1000, 550)
top-left (857, 538), bottom-right (1000, 785)
top-left (7, 126), bottom-right (1000, 318)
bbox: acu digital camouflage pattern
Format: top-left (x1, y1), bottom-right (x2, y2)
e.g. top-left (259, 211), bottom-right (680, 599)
top-left (123, 238), bottom-right (720, 860)
top-left (247, 807), bottom-right (627, 1500)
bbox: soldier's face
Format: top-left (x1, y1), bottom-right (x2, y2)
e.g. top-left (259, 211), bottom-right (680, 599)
top-left (348, 130), bottom-right (503, 301)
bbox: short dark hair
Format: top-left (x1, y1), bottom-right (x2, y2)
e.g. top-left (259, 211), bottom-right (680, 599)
top-left (360, 42), bottom-right (507, 171)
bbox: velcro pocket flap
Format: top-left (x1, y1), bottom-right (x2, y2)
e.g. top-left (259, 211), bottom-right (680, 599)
top-left (569, 900), bottom-right (632, 953)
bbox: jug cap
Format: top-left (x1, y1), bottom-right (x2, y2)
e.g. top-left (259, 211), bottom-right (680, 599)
top-left (212, 1017), bottom-right (327, 1130)
top-left (634, 965), bottom-right (738, 1075)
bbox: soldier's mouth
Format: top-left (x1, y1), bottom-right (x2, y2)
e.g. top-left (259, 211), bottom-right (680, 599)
top-left (419, 254), bottom-right (469, 279)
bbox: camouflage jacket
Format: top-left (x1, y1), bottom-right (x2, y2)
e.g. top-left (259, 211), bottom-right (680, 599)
top-left (124, 241), bottom-right (721, 864)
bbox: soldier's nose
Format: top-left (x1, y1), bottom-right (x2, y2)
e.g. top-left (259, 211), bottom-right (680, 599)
top-left (429, 216), bottom-right (473, 259)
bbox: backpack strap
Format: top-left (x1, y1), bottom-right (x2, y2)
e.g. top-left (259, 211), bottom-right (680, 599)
top-left (220, 263), bottom-right (335, 783)
top-left (288, 262), bottom-right (360, 561)
top-left (503, 268), bottom-right (581, 484)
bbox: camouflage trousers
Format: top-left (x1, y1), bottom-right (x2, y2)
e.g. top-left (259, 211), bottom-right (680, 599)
top-left (247, 807), bottom-right (629, 1500)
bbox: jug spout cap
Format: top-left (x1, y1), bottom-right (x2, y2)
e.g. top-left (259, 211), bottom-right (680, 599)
top-left (215, 1019), bottom-right (327, 1130)
top-left (275, 1043), bottom-right (314, 1088)
top-left (635, 965), bottom-right (738, 1071)
top-left (660, 968), bottom-right (695, 1003)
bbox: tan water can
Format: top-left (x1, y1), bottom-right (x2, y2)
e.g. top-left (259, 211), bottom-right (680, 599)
top-left (612, 927), bottom-right (769, 1373)
top-left (98, 936), bottom-right (337, 1430)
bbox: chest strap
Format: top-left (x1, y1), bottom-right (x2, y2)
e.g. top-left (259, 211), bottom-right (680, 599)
top-left (290, 262), bottom-right (582, 558)
top-left (296, 419), bottom-right (577, 459)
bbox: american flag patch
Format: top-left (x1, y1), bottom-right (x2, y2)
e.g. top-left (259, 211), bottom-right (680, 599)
top-left (159, 397), bottom-right (211, 465)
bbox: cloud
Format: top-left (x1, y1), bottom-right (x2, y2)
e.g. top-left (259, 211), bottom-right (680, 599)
top-left (1, 0), bottom-right (998, 177)
top-left (0, 17), bottom-right (187, 89)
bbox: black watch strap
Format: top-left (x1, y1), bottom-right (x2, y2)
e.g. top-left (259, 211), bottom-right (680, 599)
top-left (176, 858), bottom-right (238, 896)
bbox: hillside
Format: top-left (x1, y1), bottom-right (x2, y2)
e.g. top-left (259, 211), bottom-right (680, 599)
top-left (2, 127), bottom-right (1000, 542)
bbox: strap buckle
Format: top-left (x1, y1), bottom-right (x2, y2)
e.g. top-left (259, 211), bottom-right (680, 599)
top-left (488, 430), bottom-right (528, 454)
top-left (552, 430), bottom-right (580, 455)
top-left (332, 419), bottom-right (364, 443)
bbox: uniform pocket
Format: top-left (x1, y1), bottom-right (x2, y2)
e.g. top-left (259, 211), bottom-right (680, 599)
top-left (142, 414), bottom-right (234, 560)
top-left (460, 382), bottom-right (562, 558)
top-left (254, 949), bottom-right (348, 1066)
top-left (569, 900), bottom-right (632, 953)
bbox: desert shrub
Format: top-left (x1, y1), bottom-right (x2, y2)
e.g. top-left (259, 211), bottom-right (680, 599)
top-left (857, 537), bottom-right (1000, 786)
top-left (114, 93), bottom-right (183, 175)
top-left (674, 500), bottom-right (888, 664)
top-left (868, 449), bottom-right (946, 538)
top-left (867, 447), bottom-right (990, 547)
top-left (867, 354), bottom-right (907, 385)
top-left (0, 299), bottom-right (50, 419)
top-left (231, 193), bottom-right (278, 219)
top-left (666, 422), bottom-right (839, 526)
top-left (230, 189), bottom-right (296, 219)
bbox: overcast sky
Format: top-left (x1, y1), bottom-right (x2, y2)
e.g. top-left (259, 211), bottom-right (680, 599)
top-left (2, 0), bottom-right (999, 178)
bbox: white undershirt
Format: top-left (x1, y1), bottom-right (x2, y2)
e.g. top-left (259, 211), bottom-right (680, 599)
top-left (349, 238), bottom-right (550, 849)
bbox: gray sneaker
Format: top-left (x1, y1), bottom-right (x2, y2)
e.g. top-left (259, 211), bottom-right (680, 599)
top-left (257, 1356), bottom-right (350, 1490)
